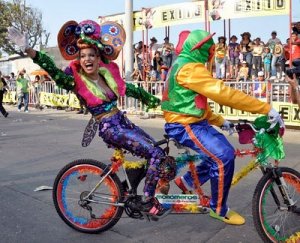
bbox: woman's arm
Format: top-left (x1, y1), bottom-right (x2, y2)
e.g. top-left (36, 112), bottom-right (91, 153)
top-left (125, 82), bottom-right (160, 110)
top-left (30, 50), bottom-right (75, 91)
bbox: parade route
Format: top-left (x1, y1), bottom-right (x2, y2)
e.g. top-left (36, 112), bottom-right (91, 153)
top-left (1, 107), bottom-right (299, 243)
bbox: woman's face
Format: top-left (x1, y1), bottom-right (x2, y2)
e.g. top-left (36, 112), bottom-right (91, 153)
top-left (79, 48), bottom-right (100, 76)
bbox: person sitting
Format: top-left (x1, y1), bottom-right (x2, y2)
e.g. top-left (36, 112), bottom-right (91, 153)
top-left (8, 20), bottom-right (169, 217)
top-left (161, 29), bottom-right (284, 225)
top-left (236, 61), bottom-right (249, 81)
top-left (253, 71), bottom-right (267, 98)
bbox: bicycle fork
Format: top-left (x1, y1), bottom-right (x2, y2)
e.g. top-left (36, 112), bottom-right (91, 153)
top-left (265, 167), bottom-right (297, 210)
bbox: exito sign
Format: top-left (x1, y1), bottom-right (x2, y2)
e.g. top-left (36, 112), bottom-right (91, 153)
top-left (209, 0), bottom-right (289, 21)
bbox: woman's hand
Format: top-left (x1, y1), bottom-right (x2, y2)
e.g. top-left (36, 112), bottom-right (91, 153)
top-left (7, 27), bottom-right (29, 53)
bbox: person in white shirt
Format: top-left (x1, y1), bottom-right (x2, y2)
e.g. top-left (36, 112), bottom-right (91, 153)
top-left (266, 31), bottom-right (282, 79)
top-left (149, 37), bottom-right (162, 65)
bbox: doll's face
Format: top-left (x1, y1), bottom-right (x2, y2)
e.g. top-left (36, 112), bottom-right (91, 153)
top-left (79, 48), bottom-right (100, 77)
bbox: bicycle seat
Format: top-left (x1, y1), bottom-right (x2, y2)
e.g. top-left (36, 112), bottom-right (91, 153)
top-left (154, 135), bottom-right (188, 150)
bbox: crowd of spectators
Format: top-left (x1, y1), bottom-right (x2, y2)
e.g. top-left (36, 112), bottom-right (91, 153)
top-left (131, 21), bottom-right (300, 86)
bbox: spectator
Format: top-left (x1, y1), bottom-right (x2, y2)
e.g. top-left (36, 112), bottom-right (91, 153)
top-left (251, 37), bottom-right (264, 78)
top-left (16, 70), bottom-right (31, 112)
top-left (240, 32), bottom-right (253, 76)
top-left (253, 71), bottom-right (267, 98)
top-left (266, 31), bottom-right (282, 79)
top-left (215, 36), bottom-right (227, 79)
top-left (146, 65), bottom-right (155, 81)
top-left (153, 51), bottom-right (163, 81)
top-left (7, 72), bottom-right (16, 90)
top-left (161, 37), bottom-right (174, 68)
top-left (32, 75), bottom-right (41, 109)
top-left (0, 71), bottom-right (9, 118)
top-left (262, 47), bottom-right (272, 80)
top-left (130, 68), bottom-right (143, 82)
top-left (292, 21), bottom-right (300, 38)
top-left (236, 61), bottom-right (249, 81)
top-left (228, 35), bottom-right (240, 79)
top-left (290, 32), bottom-right (300, 62)
top-left (149, 37), bottom-right (162, 65)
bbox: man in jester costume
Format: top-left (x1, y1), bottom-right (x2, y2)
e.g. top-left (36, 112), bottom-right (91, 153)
top-left (7, 20), bottom-right (169, 218)
top-left (161, 30), bottom-right (284, 225)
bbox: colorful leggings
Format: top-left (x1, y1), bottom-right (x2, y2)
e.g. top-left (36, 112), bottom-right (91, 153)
top-left (99, 111), bottom-right (165, 197)
top-left (165, 120), bottom-right (235, 217)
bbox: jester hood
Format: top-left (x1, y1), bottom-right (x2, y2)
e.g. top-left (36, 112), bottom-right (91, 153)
top-left (176, 30), bottom-right (215, 64)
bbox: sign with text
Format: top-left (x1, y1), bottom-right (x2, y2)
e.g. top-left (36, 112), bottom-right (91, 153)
top-left (98, 0), bottom-right (289, 31)
top-left (208, 101), bottom-right (300, 126)
top-left (98, 2), bottom-right (205, 31)
top-left (209, 0), bottom-right (289, 21)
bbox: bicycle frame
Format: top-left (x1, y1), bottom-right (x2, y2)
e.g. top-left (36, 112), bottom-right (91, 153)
top-left (80, 120), bottom-right (295, 215)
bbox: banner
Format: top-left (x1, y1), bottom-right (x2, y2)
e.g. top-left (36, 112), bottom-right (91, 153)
top-left (39, 92), bottom-right (69, 108)
top-left (208, 101), bottom-right (300, 126)
top-left (98, 0), bottom-right (289, 31)
top-left (3, 91), bottom-right (16, 103)
top-left (209, 0), bottom-right (289, 21)
top-left (98, 2), bottom-right (205, 31)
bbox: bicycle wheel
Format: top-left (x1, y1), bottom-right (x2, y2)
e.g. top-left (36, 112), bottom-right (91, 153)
top-left (252, 167), bottom-right (300, 242)
top-left (53, 159), bottom-right (124, 233)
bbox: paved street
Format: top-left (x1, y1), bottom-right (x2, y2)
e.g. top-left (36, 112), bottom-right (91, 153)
top-left (1, 106), bottom-right (299, 243)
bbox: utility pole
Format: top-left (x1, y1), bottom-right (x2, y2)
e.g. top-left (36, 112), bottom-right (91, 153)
top-left (124, 0), bottom-right (133, 81)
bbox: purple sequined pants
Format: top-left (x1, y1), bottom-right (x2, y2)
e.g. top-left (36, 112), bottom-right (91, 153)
top-left (99, 111), bottom-right (165, 197)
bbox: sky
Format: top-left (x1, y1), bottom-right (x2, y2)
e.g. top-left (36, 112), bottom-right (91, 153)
top-left (23, 0), bottom-right (300, 47)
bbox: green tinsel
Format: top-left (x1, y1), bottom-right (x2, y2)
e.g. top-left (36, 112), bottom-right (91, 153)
top-left (125, 83), bottom-right (161, 111)
top-left (80, 34), bottom-right (103, 50)
top-left (253, 116), bottom-right (285, 165)
top-left (175, 154), bottom-right (203, 173)
top-left (33, 51), bottom-right (75, 91)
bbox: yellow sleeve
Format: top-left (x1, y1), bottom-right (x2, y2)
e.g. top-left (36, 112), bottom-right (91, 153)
top-left (177, 63), bottom-right (271, 114)
top-left (206, 105), bottom-right (225, 127)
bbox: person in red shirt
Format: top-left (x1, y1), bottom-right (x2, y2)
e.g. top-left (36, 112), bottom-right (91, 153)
top-left (290, 32), bottom-right (300, 61)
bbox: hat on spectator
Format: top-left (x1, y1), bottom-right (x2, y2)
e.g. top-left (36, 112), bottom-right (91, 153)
top-left (230, 35), bottom-right (237, 40)
top-left (241, 61), bottom-right (247, 64)
top-left (258, 71), bottom-right (264, 76)
top-left (150, 37), bottom-right (157, 42)
top-left (218, 36), bottom-right (226, 42)
top-left (241, 32), bottom-right (251, 38)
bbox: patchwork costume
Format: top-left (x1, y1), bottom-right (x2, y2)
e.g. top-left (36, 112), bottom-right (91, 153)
top-left (32, 20), bottom-right (164, 198)
top-left (162, 30), bottom-right (272, 220)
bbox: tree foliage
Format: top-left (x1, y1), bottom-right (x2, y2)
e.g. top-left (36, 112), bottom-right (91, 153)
top-left (0, 0), bottom-right (50, 57)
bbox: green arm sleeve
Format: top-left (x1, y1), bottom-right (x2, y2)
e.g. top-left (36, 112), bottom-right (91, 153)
top-left (32, 51), bottom-right (75, 91)
top-left (125, 82), bottom-right (161, 110)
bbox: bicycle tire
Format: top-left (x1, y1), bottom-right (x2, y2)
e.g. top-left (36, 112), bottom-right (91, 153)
top-left (53, 159), bottom-right (124, 233)
top-left (252, 167), bottom-right (300, 242)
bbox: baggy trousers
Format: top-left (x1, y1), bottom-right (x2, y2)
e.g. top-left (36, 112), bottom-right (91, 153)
top-left (165, 120), bottom-right (235, 216)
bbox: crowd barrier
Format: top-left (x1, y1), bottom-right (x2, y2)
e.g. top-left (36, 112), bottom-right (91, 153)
top-left (3, 80), bottom-right (300, 126)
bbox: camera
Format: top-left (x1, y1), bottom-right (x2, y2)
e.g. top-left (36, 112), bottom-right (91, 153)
top-left (285, 59), bottom-right (300, 79)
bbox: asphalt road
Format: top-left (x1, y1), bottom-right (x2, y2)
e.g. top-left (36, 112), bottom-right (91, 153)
top-left (1, 106), bottom-right (299, 243)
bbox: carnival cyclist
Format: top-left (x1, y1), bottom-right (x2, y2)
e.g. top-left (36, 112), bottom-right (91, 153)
top-left (161, 30), bottom-right (284, 225)
top-left (7, 20), bottom-right (169, 218)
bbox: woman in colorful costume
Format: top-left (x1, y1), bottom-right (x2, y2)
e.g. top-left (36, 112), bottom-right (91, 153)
top-left (161, 30), bottom-right (284, 225)
top-left (8, 20), bottom-right (169, 217)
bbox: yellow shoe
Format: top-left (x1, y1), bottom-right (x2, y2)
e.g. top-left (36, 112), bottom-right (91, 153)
top-left (210, 209), bottom-right (245, 225)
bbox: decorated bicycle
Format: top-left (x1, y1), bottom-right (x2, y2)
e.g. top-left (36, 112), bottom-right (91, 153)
top-left (52, 116), bottom-right (299, 243)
